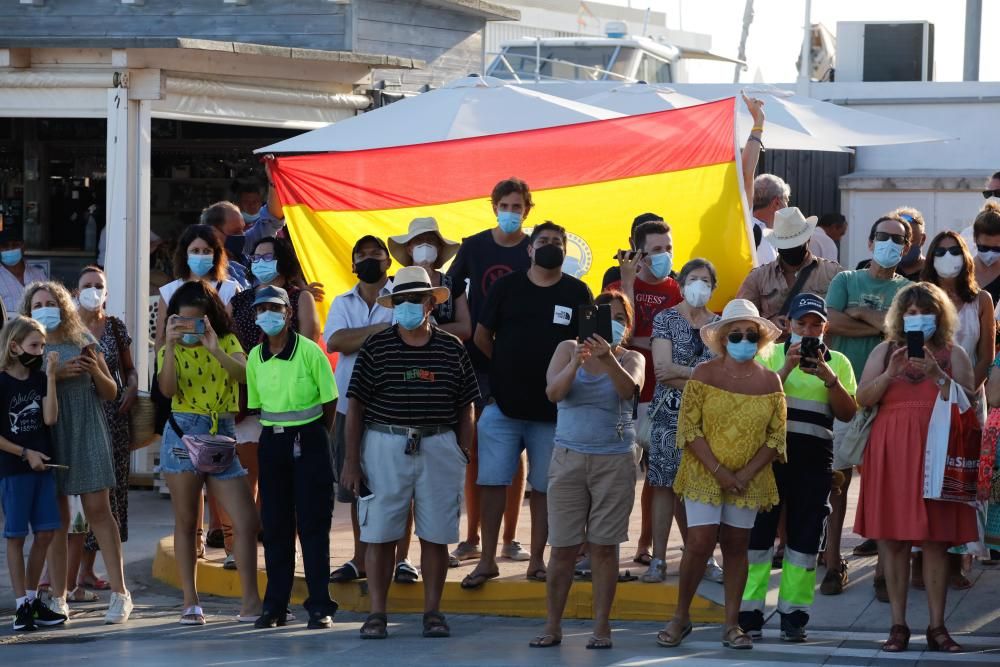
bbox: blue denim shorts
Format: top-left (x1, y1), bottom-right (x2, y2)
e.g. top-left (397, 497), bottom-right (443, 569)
top-left (0, 471), bottom-right (62, 538)
top-left (160, 413), bottom-right (246, 480)
top-left (476, 404), bottom-right (556, 491)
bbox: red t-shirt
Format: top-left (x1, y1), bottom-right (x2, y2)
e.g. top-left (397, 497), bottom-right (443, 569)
top-left (608, 276), bottom-right (682, 402)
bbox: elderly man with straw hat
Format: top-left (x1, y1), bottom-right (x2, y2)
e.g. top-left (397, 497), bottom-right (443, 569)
top-left (737, 207), bottom-right (844, 336)
top-left (341, 266), bottom-right (480, 641)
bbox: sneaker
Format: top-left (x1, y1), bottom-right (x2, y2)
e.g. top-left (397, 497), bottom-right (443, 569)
top-left (820, 559), bottom-right (848, 596)
top-left (640, 558), bottom-right (666, 583)
top-left (223, 553), bottom-right (237, 571)
top-left (450, 541), bottom-right (481, 562)
top-left (47, 596), bottom-right (70, 620)
top-left (739, 610), bottom-right (764, 640)
top-left (500, 541), bottom-right (531, 561)
top-left (32, 597), bottom-right (67, 627)
top-left (703, 556), bottom-right (724, 583)
top-left (13, 600), bottom-right (36, 632)
top-left (105, 591), bottom-right (133, 625)
top-left (852, 538), bottom-right (878, 557)
top-left (206, 529), bottom-right (225, 549)
top-left (779, 611), bottom-right (808, 642)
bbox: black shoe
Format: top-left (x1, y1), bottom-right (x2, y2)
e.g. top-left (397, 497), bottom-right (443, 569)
top-left (852, 538), bottom-right (878, 557)
top-left (205, 529), bottom-right (225, 549)
top-left (13, 601), bottom-right (36, 632)
top-left (254, 610), bottom-right (288, 629)
top-left (32, 597), bottom-right (67, 627)
top-left (738, 610), bottom-right (764, 640)
top-left (779, 611), bottom-right (808, 642)
top-left (307, 613), bottom-right (332, 629)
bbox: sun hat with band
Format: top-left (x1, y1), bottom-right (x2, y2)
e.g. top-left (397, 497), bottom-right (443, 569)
top-left (376, 266), bottom-right (450, 308)
top-left (763, 206), bottom-right (819, 250)
top-left (700, 299), bottom-right (782, 357)
top-left (388, 217), bottom-right (460, 268)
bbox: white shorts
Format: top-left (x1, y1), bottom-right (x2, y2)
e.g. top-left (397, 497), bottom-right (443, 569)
top-left (831, 418), bottom-right (852, 471)
top-left (684, 498), bottom-right (758, 529)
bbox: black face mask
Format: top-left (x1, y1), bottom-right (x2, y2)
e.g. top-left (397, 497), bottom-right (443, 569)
top-left (18, 351), bottom-right (42, 371)
top-left (777, 245), bottom-right (808, 267)
top-left (533, 244), bottom-right (565, 270)
top-left (224, 234), bottom-right (247, 263)
top-left (355, 257), bottom-right (385, 285)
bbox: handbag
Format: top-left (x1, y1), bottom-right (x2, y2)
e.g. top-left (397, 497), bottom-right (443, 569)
top-left (168, 414), bottom-right (236, 475)
top-left (637, 391), bottom-right (667, 451)
top-left (839, 342), bottom-right (894, 466)
top-left (924, 379), bottom-right (980, 503)
top-left (107, 317), bottom-right (156, 448)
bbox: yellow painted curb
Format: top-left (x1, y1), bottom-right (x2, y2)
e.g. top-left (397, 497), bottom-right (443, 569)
top-left (153, 536), bottom-right (724, 622)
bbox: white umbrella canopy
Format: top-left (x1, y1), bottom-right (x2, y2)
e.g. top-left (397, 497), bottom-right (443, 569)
top-left (256, 74), bottom-right (624, 154)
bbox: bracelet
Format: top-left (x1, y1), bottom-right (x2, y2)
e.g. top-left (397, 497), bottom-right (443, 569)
top-left (751, 125), bottom-right (764, 133)
top-left (824, 377), bottom-right (837, 388)
top-left (20, 447), bottom-right (27, 461)
top-left (712, 461), bottom-right (722, 474)
top-left (747, 136), bottom-right (763, 146)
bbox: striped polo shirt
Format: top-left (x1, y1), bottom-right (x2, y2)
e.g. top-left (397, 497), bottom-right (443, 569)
top-left (758, 343), bottom-right (857, 468)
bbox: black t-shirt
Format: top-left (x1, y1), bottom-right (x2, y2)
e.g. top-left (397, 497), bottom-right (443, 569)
top-left (0, 370), bottom-right (52, 478)
top-left (480, 271), bottom-right (593, 422)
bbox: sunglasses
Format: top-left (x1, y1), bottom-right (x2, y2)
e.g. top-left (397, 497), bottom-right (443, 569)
top-left (391, 294), bottom-right (426, 306)
top-left (932, 246), bottom-right (963, 258)
top-left (983, 190), bottom-right (1000, 199)
top-left (978, 244), bottom-right (1000, 254)
top-left (727, 330), bottom-right (760, 344)
top-left (874, 231), bottom-right (907, 245)
top-left (250, 253), bottom-right (275, 263)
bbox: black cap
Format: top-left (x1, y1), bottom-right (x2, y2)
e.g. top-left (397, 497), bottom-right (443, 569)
top-left (352, 234), bottom-right (389, 258)
top-left (788, 292), bottom-right (827, 321)
top-left (252, 285), bottom-right (291, 308)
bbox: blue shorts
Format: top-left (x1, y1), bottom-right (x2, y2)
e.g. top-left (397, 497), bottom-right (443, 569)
top-left (476, 404), bottom-right (556, 491)
top-left (1, 471), bottom-right (62, 538)
top-left (160, 413), bottom-right (246, 481)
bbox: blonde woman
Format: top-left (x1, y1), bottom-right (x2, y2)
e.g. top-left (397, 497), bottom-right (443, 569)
top-left (20, 281), bottom-right (132, 624)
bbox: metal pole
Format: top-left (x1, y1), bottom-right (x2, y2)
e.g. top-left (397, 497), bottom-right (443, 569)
top-left (964, 0), bottom-right (982, 81)
top-left (796, 0), bottom-right (812, 96)
top-left (734, 0), bottom-right (754, 83)
top-left (535, 35), bottom-right (541, 84)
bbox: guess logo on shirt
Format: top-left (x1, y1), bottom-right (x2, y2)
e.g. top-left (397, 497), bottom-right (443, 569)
top-left (404, 368), bottom-right (436, 382)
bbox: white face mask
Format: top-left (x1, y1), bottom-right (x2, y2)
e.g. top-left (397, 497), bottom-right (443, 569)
top-left (411, 243), bottom-right (438, 265)
top-left (979, 250), bottom-right (1000, 267)
top-left (78, 287), bottom-right (106, 311)
top-left (933, 253), bottom-right (964, 279)
top-left (683, 280), bottom-right (712, 308)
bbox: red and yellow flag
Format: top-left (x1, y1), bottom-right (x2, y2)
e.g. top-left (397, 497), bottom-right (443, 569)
top-left (269, 98), bottom-right (753, 315)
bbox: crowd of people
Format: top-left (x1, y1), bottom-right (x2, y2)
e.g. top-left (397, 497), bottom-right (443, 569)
top-left (3, 118), bottom-right (1000, 655)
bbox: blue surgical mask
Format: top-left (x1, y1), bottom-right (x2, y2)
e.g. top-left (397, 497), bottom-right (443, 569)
top-left (648, 252), bottom-right (673, 279)
top-left (1, 248), bottom-right (22, 266)
top-left (726, 339), bottom-right (758, 362)
top-left (395, 301), bottom-right (427, 330)
top-left (31, 307), bottom-right (61, 332)
top-left (872, 240), bottom-right (904, 268)
top-left (251, 259), bottom-right (279, 284)
top-left (497, 211), bottom-right (523, 234)
top-left (789, 332), bottom-right (802, 345)
top-left (611, 320), bottom-right (627, 346)
top-left (255, 311), bottom-right (286, 336)
top-left (187, 254), bottom-right (214, 277)
top-left (181, 333), bottom-right (201, 346)
top-left (903, 313), bottom-right (937, 340)
top-left (242, 211), bottom-right (260, 226)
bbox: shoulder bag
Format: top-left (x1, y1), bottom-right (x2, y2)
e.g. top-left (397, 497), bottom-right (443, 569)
top-left (838, 342), bottom-right (892, 467)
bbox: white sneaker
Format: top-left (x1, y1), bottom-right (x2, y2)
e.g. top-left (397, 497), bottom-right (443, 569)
top-left (47, 596), bottom-right (70, 620)
top-left (500, 541), bottom-right (531, 561)
top-left (105, 591), bottom-right (133, 625)
top-left (703, 556), bottom-right (724, 583)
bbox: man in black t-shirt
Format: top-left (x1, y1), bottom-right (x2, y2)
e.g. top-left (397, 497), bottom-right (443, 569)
top-left (462, 222), bottom-right (593, 588)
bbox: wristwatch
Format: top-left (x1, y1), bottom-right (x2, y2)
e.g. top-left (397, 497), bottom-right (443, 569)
top-left (935, 375), bottom-right (947, 387)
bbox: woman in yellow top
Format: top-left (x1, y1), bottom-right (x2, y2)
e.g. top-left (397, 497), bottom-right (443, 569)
top-left (158, 281), bottom-right (261, 626)
top-left (657, 299), bottom-right (786, 651)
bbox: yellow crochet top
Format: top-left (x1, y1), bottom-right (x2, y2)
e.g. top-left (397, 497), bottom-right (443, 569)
top-left (674, 379), bottom-right (787, 510)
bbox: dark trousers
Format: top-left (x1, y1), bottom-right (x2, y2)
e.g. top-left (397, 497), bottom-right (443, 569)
top-left (258, 418), bottom-right (335, 615)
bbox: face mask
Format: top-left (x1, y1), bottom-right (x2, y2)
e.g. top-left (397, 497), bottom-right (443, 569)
top-left (395, 301), bottom-right (427, 330)
top-left (777, 245), bottom-right (808, 267)
top-left (900, 244), bottom-right (921, 266)
top-left (251, 259), bottom-right (279, 284)
top-left (872, 240), bottom-right (904, 268)
top-left (181, 333), bottom-right (201, 346)
top-left (224, 234), bottom-right (246, 261)
top-left (903, 313), bottom-right (937, 340)
top-left (979, 250), bottom-right (1000, 267)
top-left (255, 311), bottom-right (286, 336)
top-left (533, 244), bottom-right (564, 270)
top-left (789, 332), bottom-right (823, 345)
top-left (683, 280), bottom-right (712, 308)
top-left (187, 253), bottom-right (214, 277)
top-left (726, 339), bottom-right (758, 362)
top-left (933, 253), bottom-right (964, 278)
top-left (611, 320), bottom-right (627, 346)
top-left (648, 252), bottom-right (673, 279)
top-left (241, 211), bottom-right (260, 226)
top-left (17, 350), bottom-right (42, 371)
top-left (31, 307), bottom-right (61, 332)
top-left (411, 244), bottom-right (438, 265)
top-left (497, 211), bottom-right (523, 234)
top-left (78, 287), bottom-right (106, 311)
top-left (0, 248), bottom-right (22, 266)
top-left (355, 257), bottom-right (385, 285)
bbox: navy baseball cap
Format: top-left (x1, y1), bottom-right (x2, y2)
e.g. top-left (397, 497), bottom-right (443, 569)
top-left (788, 293), bottom-right (827, 321)
top-left (252, 285), bottom-right (291, 307)
top-left (352, 234), bottom-right (389, 258)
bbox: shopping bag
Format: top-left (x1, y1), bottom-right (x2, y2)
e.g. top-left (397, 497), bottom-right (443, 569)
top-left (924, 380), bottom-right (980, 502)
top-left (979, 409), bottom-right (1000, 503)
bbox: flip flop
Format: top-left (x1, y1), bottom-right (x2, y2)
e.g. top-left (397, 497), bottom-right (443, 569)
top-left (394, 560), bottom-right (419, 584)
top-left (618, 570), bottom-right (638, 582)
top-left (460, 571), bottom-right (499, 589)
top-left (586, 635), bottom-right (613, 650)
top-left (526, 569), bottom-right (547, 582)
top-left (330, 560), bottom-right (366, 583)
top-left (529, 633), bottom-right (562, 648)
top-left (78, 576), bottom-right (111, 591)
top-left (179, 605), bottom-right (206, 626)
top-left (656, 621), bottom-right (692, 647)
top-left (633, 552), bottom-right (652, 565)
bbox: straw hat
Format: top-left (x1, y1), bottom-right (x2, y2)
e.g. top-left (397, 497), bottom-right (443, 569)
top-left (763, 206), bottom-right (818, 250)
top-left (700, 299), bottom-right (782, 357)
top-left (376, 266), bottom-right (450, 308)
top-left (388, 217), bottom-right (460, 268)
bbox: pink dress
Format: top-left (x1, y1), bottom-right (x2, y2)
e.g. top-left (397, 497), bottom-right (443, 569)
top-left (854, 353), bottom-right (977, 544)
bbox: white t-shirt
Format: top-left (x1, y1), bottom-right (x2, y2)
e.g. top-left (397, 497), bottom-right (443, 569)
top-left (753, 217), bottom-right (778, 265)
top-left (159, 278), bottom-right (241, 308)
top-left (809, 226), bottom-right (839, 262)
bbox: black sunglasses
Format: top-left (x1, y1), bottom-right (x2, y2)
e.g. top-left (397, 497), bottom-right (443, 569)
top-left (932, 246), bottom-right (963, 258)
top-left (978, 244), bottom-right (1000, 254)
top-left (251, 253), bottom-right (275, 263)
top-left (727, 331), bottom-right (760, 344)
top-left (983, 190), bottom-right (1000, 199)
top-left (873, 231), bottom-right (907, 245)
top-left (391, 294), bottom-right (426, 306)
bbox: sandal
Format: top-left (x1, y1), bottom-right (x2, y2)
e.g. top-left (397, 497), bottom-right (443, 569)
top-left (926, 625), bottom-right (962, 653)
top-left (529, 633), bottom-right (561, 648)
top-left (360, 612), bottom-right (388, 639)
top-left (394, 560), bottom-right (419, 584)
top-left (460, 570), bottom-right (499, 589)
top-left (330, 560), bottom-right (366, 584)
top-left (586, 635), bottom-right (613, 649)
top-left (633, 551), bottom-right (652, 565)
top-left (656, 620), bottom-right (692, 647)
top-left (881, 624), bottom-right (910, 652)
top-left (617, 570), bottom-right (638, 582)
top-left (78, 576), bottom-right (111, 591)
top-left (526, 568), bottom-right (547, 582)
top-left (422, 611), bottom-right (450, 638)
top-left (179, 605), bottom-right (206, 626)
top-left (722, 625), bottom-right (753, 649)
top-left (68, 587), bottom-right (100, 603)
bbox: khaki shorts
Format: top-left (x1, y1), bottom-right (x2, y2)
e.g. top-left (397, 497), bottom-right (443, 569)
top-left (831, 418), bottom-right (853, 471)
top-left (359, 428), bottom-right (467, 545)
top-left (547, 445), bottom-right (636, 547)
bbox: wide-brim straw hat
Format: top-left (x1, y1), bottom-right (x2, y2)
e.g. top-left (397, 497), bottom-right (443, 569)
top-left (763, 206), bottom-right (818, 250)
top-left (376, 266), bottom-right (450, 308)
top-left (700, 299), bottom-right (782, 357)
top-left (388, 217), bottom-right (460, 268)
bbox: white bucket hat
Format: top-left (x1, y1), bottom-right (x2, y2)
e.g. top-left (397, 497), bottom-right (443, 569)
top-left (700, 299), bottom-right (782, 357)
top-left (764, 206), bottom-right (819, 250)
top-left (376, 266), bottom-right (450, 308)
top-left (388, 217), bottom-right (460, 268)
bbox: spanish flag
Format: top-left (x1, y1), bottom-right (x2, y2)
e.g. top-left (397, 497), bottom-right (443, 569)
top-left (269, 98), bottom-right (753, 313)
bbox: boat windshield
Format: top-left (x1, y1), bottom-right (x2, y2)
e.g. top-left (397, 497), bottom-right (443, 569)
top-left (488, 45), bottom-right (637, 82)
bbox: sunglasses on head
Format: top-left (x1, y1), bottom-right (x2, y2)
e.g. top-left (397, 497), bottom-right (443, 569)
top-left (874, 231), bottom-right (907, 245)
top-left (983, 190), bottom-right (1000, 199)
top-left (978, 244), bottom-right (1000, 254)
top-left (727, 330), bottom-right (760, 344)
top-left (392, 294), bottom-right (426, 306)
top-left (932, 246), bottom-right (963, 258)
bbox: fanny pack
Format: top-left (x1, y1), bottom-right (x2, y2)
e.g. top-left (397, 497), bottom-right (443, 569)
top-left (169, 414), bottom-right (237, 474)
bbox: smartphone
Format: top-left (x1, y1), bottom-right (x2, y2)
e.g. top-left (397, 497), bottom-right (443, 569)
top-left (578, 304), bottom-right (612, 342)
top-left (358, 479), bottom-right (374, 501)
top-left (906, 330), bottom-right (925, 358)
top-left (799, 336), bottom-right (821, 369)
top-left (175, 317), bottom-right (206, 335)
